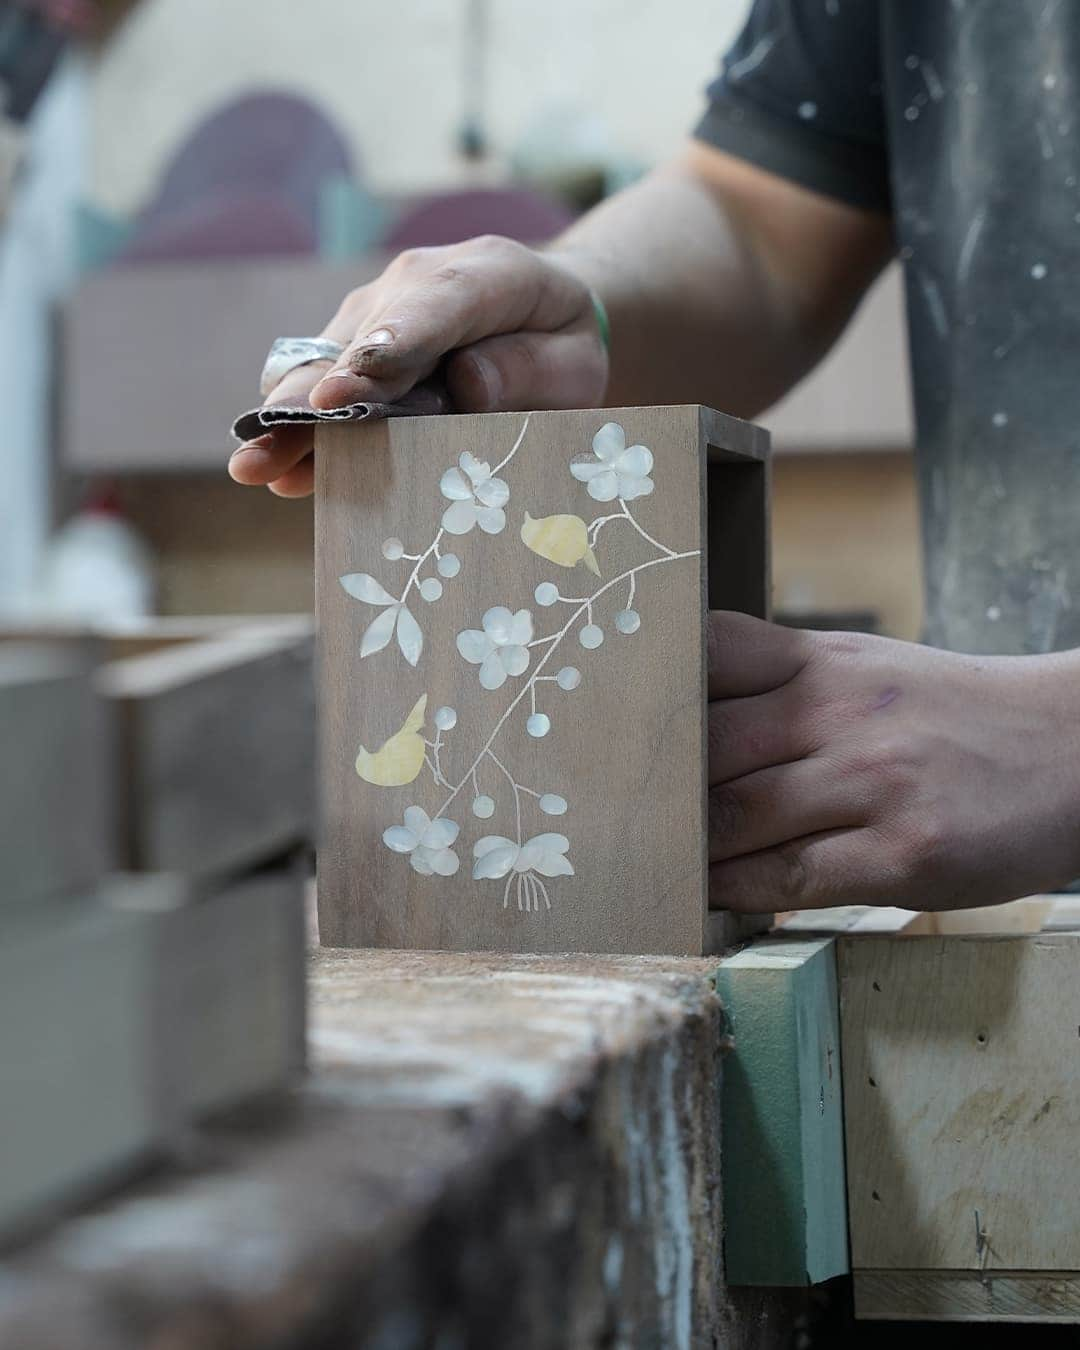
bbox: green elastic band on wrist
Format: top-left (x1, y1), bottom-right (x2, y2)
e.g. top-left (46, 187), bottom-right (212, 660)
top-left (589, 288), bottom-right (611, 353)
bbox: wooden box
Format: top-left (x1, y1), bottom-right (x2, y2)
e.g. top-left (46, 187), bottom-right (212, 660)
top-left (315, 405), bottom-right (769, 954)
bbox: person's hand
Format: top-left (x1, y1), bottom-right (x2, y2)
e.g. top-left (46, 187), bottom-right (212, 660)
top-left (707, 611), bottom-right (1080, 913)
top-left (227, 236), bottom-right (608, 498)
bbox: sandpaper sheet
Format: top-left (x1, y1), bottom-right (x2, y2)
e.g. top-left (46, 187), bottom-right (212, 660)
top-left (231, 384), bottom-right (451, 443)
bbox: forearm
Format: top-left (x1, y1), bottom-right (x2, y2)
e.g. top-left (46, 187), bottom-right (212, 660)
top-left (232, 143), bottom-right (890, 497)
top-left (549, 143), bottom-right (893, 414)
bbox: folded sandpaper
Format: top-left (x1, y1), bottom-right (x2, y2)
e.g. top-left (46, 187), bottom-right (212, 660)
top-left (231, 384), bottom-right (451, 442)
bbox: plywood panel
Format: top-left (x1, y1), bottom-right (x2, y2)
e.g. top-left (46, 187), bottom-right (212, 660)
top-left (315, 405), bottom-right (767, 955)
top-left (854, 1269), bottom-right (1080, 1323)
top-left (840, 934), bottom-right (1080, 1273)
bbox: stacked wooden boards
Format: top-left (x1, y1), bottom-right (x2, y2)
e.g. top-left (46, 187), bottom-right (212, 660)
top-left (0, 620), bottom-right (313, 1243)
top-left (315, 405), bottom-right (769, 955)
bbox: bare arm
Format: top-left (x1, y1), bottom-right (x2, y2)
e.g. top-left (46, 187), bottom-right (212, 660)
top-left (553, 141), bottom-right (893, 414)
top-left (229, 140), bottom-right (892, 496)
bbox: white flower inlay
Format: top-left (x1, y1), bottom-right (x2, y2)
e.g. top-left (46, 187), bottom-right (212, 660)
top-left (456, 606), bottom-right (533, 690)
top-left (440, 452), bottom-right (510, 535)
top-left (472, 832), bottom-right (574, 880)
top-left (570, 422), bottom-right (654, 502)
top-left (382, 805), bottom-right (461, 875)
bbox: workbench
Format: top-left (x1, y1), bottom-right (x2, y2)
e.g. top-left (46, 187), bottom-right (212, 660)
top-left (0, 950), bottom-right (805, 1350)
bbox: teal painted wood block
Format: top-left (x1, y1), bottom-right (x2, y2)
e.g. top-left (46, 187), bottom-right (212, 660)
top-left (715, 937), bottom-right (848, 1285)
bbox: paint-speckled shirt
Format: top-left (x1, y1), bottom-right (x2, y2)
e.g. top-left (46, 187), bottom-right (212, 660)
top-left (695, 0), bottom-right (1080, 655)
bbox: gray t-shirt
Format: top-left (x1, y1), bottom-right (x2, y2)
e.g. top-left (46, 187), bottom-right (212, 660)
top-left (696, 0), bottom-right (1080, 655)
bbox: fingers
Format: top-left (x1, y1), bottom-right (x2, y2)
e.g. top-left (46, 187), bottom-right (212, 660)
top-left (445, 323), bottom-right (608, 413)
top-left (229, 361), bottom-right (336, 490)
top-left (708, 683), bottom-right (809, 785)
top-left (230, 237), bottom-right (599, 497)
top-left (309, 239), bottom-right (590, 410)
top-left (266, 454), bottom-right (315, 498)
top-left (706, 611), bottom-right (810, 699)
top-left (710, 827), bottom-right (888, 914)
top-left (228, 424), bottom-right (312, 487)
top-left (708, 756), bottom-right (864, 863)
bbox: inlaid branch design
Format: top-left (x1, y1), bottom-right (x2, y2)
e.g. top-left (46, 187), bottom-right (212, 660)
top-left (343, 418), bottom-right (700, 913)
top-left (340, 416), bottom-right (531, 667)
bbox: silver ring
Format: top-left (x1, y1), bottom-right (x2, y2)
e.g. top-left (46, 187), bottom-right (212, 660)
top-left (259, 337), bottom-right (345, 396)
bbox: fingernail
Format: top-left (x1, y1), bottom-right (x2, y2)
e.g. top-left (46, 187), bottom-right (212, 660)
top-left (229, 442), bottom-right (263, 460)
top-left (315, 370), bottom-right (359, 384)
top-left (472, 355), bottom-right (502, 409)
top-left (356, 328), bottom-right (394, 349)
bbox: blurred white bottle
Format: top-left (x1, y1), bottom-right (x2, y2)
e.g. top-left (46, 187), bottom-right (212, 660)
top-left (37, 488), bottom-right (155, 622)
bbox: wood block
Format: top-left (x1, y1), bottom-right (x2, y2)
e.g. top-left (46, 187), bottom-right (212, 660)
top-left (0, 644), bottom-right (113, 907)
top-left (315, 405), bottom-right (769, 955)
top-left (840, 933), bottom-right (1080, 1287)
top-left (774, 905), bottom-right (923, 935)
top-left (98, 625), bottom-right (315, 875)
top-left (908, 895), bottom-right (1052, 935)
top-left (715, 938), bottom-right (847, 1285)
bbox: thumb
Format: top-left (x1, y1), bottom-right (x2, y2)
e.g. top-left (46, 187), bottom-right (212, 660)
top-left (707, 611), bottom-right (810, 699)
top-left (445, 324), bottom-right (608, 413)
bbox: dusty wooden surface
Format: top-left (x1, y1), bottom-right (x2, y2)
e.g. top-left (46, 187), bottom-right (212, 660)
top-left (316, 405), bottom-right (768, 956)
top-left (0, 948), bottom-right (804, 1350)
top-left (840, 933), bottom-right (1080, 1275)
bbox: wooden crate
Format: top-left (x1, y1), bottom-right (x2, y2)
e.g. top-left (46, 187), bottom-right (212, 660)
top-left (98, 622), bottom-right (315, 876)
top-left (315, 405), bottom-right (769, 955)
top-left (2, 618), bottom-right (316, 880)
top-left (839, 917), bottom-right (1080, 1322)
top-left (0, 866), bottom-right (306, 1244)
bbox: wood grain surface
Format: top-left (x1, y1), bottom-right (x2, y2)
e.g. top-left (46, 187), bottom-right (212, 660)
top-left (316, 405), bottom-right (767, 954)
top-left (840, 933), bottom-right (1080, 1272)
top-left (854, 1268), bottom-right (1080, 1322)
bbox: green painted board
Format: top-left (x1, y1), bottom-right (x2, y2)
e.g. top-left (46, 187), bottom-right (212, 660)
top-left (715, 937), bottom-right (848, 1285)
